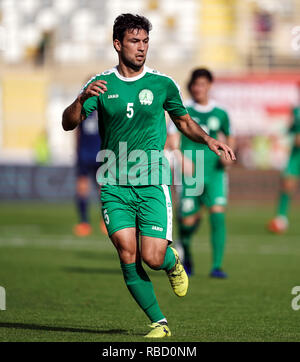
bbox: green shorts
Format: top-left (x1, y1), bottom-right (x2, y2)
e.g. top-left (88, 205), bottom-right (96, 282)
top-left (179, 170), bottom-right (228, 218)
top-left (284, 148), bottom-right (300, 177)
top-left (100, 184), bottom-right (173, 241)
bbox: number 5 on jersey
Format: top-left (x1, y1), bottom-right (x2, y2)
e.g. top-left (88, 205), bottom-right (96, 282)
top-left (127, 103), bottom-right (134, 118)
top-left (103, 209), bottom-right (110, 225)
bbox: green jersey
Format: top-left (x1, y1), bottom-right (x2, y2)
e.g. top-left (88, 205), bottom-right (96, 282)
top-left (81, 66), bottom-right (187, 185)
top-left (180, 99), bottom-right (231, 175)
top-left (290, 107), bottom-right (300, 150)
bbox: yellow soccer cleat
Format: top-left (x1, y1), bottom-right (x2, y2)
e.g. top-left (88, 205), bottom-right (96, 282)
top-left (144, 322), bottom-right (171, 338)
top-left (166, 247), bottom-right (189, 297)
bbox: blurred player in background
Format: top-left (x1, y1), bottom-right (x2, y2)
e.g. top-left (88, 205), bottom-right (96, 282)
top-left (62, 14), bottom-right (235, 338)
top-left (73, 97), bottom-right (107, 237)
top-left (167, 68), bottom-right (235, 278)
top-left (268, 104), bottom-right (300, 233)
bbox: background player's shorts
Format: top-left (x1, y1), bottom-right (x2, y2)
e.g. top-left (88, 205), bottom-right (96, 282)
top-left (76, 160), bottom-right (99, 178)
top-left (101, 185), bottom-right (173, 241)
top-left (179, 170), bottom-right (228, 218)
top-left (284, 148), bottom-right (300, 177)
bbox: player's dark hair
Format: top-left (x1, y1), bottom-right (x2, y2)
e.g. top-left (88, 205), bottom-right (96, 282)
top-left (113, 13), bottom-right (152, 43)
top-left (187, 68), bottom-right (214, 93)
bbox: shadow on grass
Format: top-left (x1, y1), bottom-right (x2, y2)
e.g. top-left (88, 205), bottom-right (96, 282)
top-left (62, 266), bottom-right (121, 275)
top-left (0, 322), bottom-right (127, 335)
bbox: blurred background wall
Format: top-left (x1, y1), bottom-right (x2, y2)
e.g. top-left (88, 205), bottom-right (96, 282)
top-left (0, 0), bottom-right (300, 200)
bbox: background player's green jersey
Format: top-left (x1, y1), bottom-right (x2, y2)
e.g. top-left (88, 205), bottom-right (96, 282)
top-left (284, 106), bottom-right (300, 177)
top-left (180, 100), bottom-right (231, 176)
top-left (290, 106), bottom-right (300, 150)
top-left (81, 66), bottom-right (187, 185)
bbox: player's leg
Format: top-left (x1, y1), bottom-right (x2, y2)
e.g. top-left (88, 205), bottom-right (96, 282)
top-left (101, 185), bottom-right (168, 336)
top-left (268, 151), bottom-right (300, 233)
top-left (110, 228), bottom-right (166, 326)
top-left (141, 235), bottom-right (187, 296)
top-left (179, 213), bottom-right (201, 276)
top-left (268, 177), bottom-right (298, 233)
top-left (137, 185), bottom-right (188, 298)
top-left (74, 171), bottom-right (92, 236)
top-left (91, 164), bottom-right (107, 235)
top-left (277, 177), bottom-right (297, 219)
top-left (206, 170), bottom-right (228, 278)
top-left (140, 232), bottom-right (187, 338)
top-left (209, 205), bottom-right (227, 278)
top-left (178, 184), bottom-right (201, 276)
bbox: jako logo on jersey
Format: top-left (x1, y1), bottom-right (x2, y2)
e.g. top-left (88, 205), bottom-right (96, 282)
top-left (152, 226), bottom-right (163, 231)
top-left (108, 94), bottom-right (119, 99)
top-left (139, 89), bottom-right (154, 105)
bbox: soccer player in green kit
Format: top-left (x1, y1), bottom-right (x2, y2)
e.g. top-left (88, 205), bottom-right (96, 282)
top-left (62, 14), bottom-right (235, 338)
top-left (167, 68), bottom-right (235, 278)
top-left (268, 106), bottom-right (300, 233)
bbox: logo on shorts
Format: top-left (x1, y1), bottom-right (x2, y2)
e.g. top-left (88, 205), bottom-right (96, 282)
top-left (139, 89), bottom-right (153, 105)
top-left (215, 197), bottom-right (226, 205)
top-left (182, 198), bottom-right (194, 213)
top-left (152, 226), bottom-right (163, 231)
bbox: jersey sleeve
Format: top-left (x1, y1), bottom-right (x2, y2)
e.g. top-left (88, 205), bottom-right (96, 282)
top-left (163, 78), bottom-right (187, 117)
top-left (221, 110), bottom-right (232, 136)
top-left (81, 96), bottom-right (98, 118)
top-left (79, 74), bottom-right (101, 118)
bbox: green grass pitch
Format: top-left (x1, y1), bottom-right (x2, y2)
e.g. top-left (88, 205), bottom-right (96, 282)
top-left (0, 201), bottom-right (299, 342)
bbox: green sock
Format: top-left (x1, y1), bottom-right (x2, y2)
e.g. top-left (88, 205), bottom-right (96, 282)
top-left (277, 192), bottom-right (290, 218)
top-left (121, 262), bottom-right (165, 323)
top-left (159, 246), bottom-right (176, 272)
top-left (179, 221), bottom-right (199, 264)
top-left (210, 212), bottom-right (226, 270)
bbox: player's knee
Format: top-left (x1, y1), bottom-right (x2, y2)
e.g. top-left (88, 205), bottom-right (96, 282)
top-left (76, 177), bottom-right (89, 196)
top-left (142, 253), bottom-right (164, 270)
top-left (115, 242), bottom-right (136, 261)
top-left (210, 205), bottom-right (225, 213)
top-left (282, 178), bottom-right (297, 193)
top-left (182, 215), bottom-right (198, 226)
top-left (118, 249), bottom-right (136, 264)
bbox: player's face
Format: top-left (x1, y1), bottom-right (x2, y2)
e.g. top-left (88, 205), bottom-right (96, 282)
top-left (116, 29), bottom-right (149, 71)
top-left (190, 77), bottom-right (212, 103)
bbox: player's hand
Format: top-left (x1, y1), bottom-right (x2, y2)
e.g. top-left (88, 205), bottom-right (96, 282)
top-left (206, 137), bottom-right (236, 161)
top-left (78, 80), bottom-right (108, 104)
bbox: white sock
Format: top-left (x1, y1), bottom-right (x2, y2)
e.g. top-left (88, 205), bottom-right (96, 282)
top-left (157, 318), bottom-right (168, 324)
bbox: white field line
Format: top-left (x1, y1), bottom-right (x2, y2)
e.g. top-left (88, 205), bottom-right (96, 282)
top-left (0, 236), bottom-right (112, 251)
top-left (0, 235), bottom-right (300, 255)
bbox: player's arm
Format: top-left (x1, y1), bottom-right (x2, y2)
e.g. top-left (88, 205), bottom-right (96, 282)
top-left (170, 113), bottom-right (236, 161)
top-left (295, 134), bottom-right (300, 147)
top-left (62, 80), bottom-right (107, 131)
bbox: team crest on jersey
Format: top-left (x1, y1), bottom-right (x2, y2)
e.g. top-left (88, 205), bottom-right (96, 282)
top-left (207, 116), bottom-right (220, 131)
top-left (139, 89), bottom-right (154, 105)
